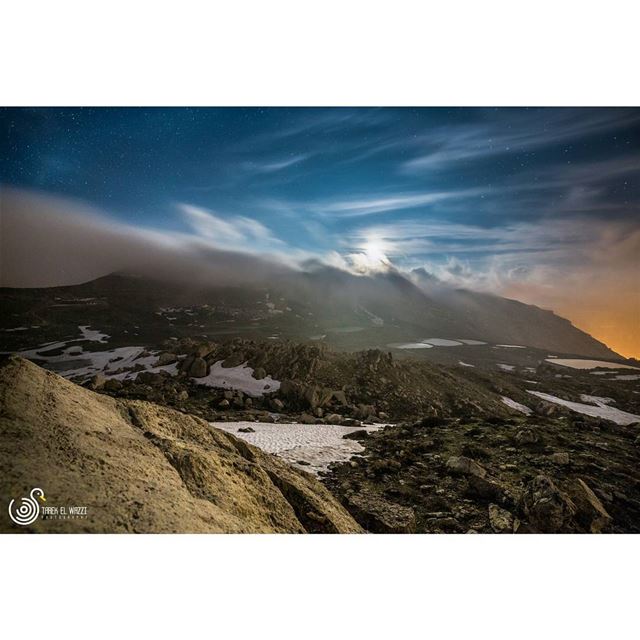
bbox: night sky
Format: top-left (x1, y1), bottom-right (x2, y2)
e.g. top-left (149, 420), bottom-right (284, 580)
top-left (1, 107), bottom-right (639, 355)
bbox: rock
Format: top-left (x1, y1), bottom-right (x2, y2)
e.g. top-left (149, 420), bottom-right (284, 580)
top-left (137, 371), bottom-right (165, 386)
top-left (488, 504), bottom-right (514, 533)
top-left (303, 386), bottom-right (333, 410)
top-left (344, 490), bottom-right (416, 533)
top-left (270, 398), bottom-right (285, 411)
top-left (253, 367), bottom-right (266, 380)
top-left (222, 353), bottom-right (245, 368)
top-left (218, 399), bottom-right (230, 409)
top-left (156, 352), bottom-right (178, 366)
top-left (332, 390), bottom-right (348, 406)
top-left (179, 354), bottom-right (195, 373)
top-left (299, 413), bottom-right (316, 424)
top-left (88, 373), bottom-right (107, 390)
top-left (177, 390), bottom-right (189, 401)
top-left (244, 398), bottom-right (253, 409)
top-left (188, 357), bottom-right (208, 378)
top-left (342, 429), bottom-right (369, 440)
top-left (378, 412), bottom-right (390, 421)
top-left (191, 342), bottom-right (215, 358)
top-left (103, 378), bottom-right (123, 392)
top-left (313, 407), bottom-right (324, 418)
top-left (0, 356), bottom-right (363, 533)
top-left (521, 475), bottom-right (577, 533)
top-left (446, 456), bottom-right (487, 478)
top-left (515, 428), bottom-right (540, 446)
top-left (238, 426), bottom-right (255, 433)
top-left (324, 413), bottom-right (343, 424)
top-left (355, 404), bottom-right (376, 420)
top-left (567, 478), bottom-right (612, 533)
top-left (466, 475), bottom-right (505, 502)
top-left (550, 452), bottom-right (570, 465)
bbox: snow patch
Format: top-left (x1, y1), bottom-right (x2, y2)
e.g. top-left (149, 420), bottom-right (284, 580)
top-left (422, 338), bottom-right (463, 347)
top-left (459, 361), bottom-right (475, 367)
top-left (387, 342), bottom-right (433, 350)
top-left (527, 390), bottom-right (640, 426)
top-left (545, 358), bottom-right (639, 370)
top-left (580, 395), bottom-right (615, 406)
top-left (211, 421), bottom-right (383, 474)
top-left (194, 360), bottom-right (280, 397)
top-left (78, 325), bottom-right (110, 343)
top-left (501, 396), bottom-right (532, 415)
top-left (497, 363), bottom-right (515, 372)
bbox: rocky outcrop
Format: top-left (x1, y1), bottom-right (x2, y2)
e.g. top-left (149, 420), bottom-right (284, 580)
top-left (0, 357), bottom-right (362, 534)
top-left (568, 478), bottom-right (612, 533)
top-left (343, 490), bottom-right (416, 533)
top-left (520, 475), bottom-right (577, 533)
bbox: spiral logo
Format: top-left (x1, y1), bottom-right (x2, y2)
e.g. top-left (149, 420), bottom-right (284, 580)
top-left (8, 487), bottom-right (46, 526)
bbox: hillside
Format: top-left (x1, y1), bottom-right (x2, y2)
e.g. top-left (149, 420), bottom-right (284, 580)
top-left (0, 269), bottom-right (621, 360)
top-left (0, 356), bottom-right (362, 533)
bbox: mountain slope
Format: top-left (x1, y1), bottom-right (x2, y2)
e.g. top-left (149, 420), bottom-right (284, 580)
top-left (0, 356), bottom-right (362, 533)
top-left (0, 268), bottom-right (621, 359)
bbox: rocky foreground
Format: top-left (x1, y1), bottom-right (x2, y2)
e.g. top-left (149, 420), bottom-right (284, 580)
top-left (0, 357), bottom-right (361, 533)
top-left (325, 413), bottom-right (640, 533)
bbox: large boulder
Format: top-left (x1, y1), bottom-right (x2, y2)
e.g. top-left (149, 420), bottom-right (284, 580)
top-left (446, 456), bottom-right (487, 479)
top-left (344, 490), bottom-right (416, 533)
top-left (521, 475), bottom-right (577, 533)
top-left (567, 478), bottom-right (612, 533)
top-left (488, 504), bottom-right (514, 533)
top-left (0, 357), bottom-right (362, 534)
top-left (156, 352), bottom-right (178, 366)
top-left (221, 353), bottom-right (245, 368)
top-left (188, 357), bottom-right (208, 378)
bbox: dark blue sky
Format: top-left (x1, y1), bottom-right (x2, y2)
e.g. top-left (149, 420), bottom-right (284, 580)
top-left (1, 106), bottom-right (638, 276)
top-left (1, 107), bottom-right (639, 355)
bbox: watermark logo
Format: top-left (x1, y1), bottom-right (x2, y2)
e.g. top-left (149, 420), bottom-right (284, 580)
top-left (8, 487), bottom-right (46, 526)
top-left (8, 488), bottom-right (89, 526)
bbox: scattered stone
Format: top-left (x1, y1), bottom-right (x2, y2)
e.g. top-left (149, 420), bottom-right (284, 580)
top-left (324, 413), bottom-right (343, 424)
top-left (156, 352), bottom-right (178, 366)
top-left (568, 478), bottom-right (612, 533)
top-left (222, 353), bottom-right (244, 368)
top-left (466, 475), bottom-right (505, 502)
top-left (488, 504), bottom-right (514, 533)
top-left (103, 378), bottom-right (123, 392)
top-left (515, 428), bottom-right (540, 446)
top-left (188, 357), bottom-right (208, 378)
top-left (342, 429), bottom-right (369, 441)
top-left (446, 456), bottom-right (487, 479)
top-left (550, 452), bottom-right (570, 465)
top-left (238, 426), bottom-right (255, 433)
top-left (299, 413), bottom-right (316, 424)
top-left (218, 399), bottom-right (230, 409)
top-left (88, 373), bottom-right (107, 390)
top-left (344, 490), bottom-right (416, 533)
top-left (521, 475), bottom-right (576, 533)
top-left (253, 367), bottom-right (266, 380)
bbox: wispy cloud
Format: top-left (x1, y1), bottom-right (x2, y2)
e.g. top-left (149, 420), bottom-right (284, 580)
top-left (401, 108), bottom-right (640, 173)
top-left (179, 203), bottom-right (285, 249)
top-left (242, 154), bottom-right (309, 174)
